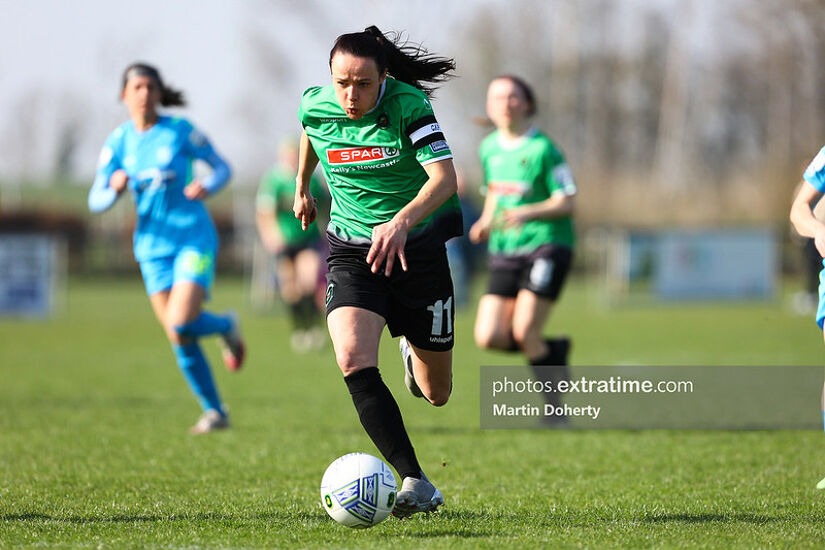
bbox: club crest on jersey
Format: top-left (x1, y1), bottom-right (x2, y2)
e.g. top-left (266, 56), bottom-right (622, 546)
top-left (376, 113), bottom-right (390, 129)
top-left (327, 146), bottom-right (399, 165)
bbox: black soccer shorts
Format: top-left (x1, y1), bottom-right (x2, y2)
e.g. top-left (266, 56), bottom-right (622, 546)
top-left (325, 242), bottom-right (455, 352)
top-left (487, 244), bottom-right (573, 300)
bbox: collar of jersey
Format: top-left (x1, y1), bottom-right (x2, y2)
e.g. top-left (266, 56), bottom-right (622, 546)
top-left (364, 80), bottom-right (388, 116)
top-left (129, 115), bottom-right (166, 135)
top-left (497, 125), bottom-right (538, 151)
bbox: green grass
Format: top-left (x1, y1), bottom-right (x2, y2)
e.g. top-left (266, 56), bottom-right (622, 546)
top-left (2, 275), bottom-right (825, 548)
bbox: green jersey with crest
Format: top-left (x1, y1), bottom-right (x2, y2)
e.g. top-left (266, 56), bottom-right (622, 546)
top-left (256, 166), bottom-right (324, 247)
top-left (298, 77), bottom-right (462, 249)
top-left (479, 127), bottom-right (576, 255)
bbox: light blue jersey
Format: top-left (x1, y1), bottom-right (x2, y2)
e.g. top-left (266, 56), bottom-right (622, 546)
top-left (89, 116), bottom-right (231, 262)
top-left (803, 147), bottom-right (825, 328)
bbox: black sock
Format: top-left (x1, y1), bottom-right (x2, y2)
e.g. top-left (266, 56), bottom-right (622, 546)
top-left (299, 295), bottom-right (319, 326)
top-left (529, 342), bottom-right (570, 408)
top-left (288, 301), bottom-right (304, 330)
top-left (344, 367), bottom-right (421, 480)
top-left (505, 331), bottom-right (521, 352)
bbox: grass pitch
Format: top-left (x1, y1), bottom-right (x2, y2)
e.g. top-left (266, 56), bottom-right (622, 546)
top-left (2, 275), bottom-right (825, 548)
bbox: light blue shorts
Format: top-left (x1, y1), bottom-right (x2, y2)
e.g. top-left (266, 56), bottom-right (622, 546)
top-left (139, 247), bottom-right (216, 297)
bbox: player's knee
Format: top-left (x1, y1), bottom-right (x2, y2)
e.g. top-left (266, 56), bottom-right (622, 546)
top-left (428, 392), bottom-right (450, 407)
top-left (474, 328), bottom-right (500, 350)
top-left (426, 386), bottom-right (451, 407)
top-left (335, 348), bottom-right (369, 375)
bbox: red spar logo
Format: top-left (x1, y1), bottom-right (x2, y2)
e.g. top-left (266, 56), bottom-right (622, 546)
top-left (327, 147), bottom-right (399, 165)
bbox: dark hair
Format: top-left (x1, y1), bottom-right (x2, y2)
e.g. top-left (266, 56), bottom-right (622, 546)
top-left (121, 62), bottom-right (186, 107)
top-left (493, 74), bottom-right (536, 117)
top-left (329, 25), bottom-right (455, 98)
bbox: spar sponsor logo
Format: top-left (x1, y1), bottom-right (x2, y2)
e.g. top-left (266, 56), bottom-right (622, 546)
top-left (488, 180), bottom-right (530, 196)
top-left (327, 146), bottom-right (399, 165)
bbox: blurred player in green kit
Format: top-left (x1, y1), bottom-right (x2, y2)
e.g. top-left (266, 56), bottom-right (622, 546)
top-left (256, 138), bottom-right (327, 351)
top-left (470, 75), bottom-right (577, 421)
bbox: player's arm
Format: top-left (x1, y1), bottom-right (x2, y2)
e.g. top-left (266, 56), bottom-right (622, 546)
top-left (468, 189), bottom-right (500, 244)
top-left (501, 192), bottom-right (575, 227)
top-left (503, 159), bottom-right (576, 227)
top-left (367, 158), bottom-right (457, 276)
top-left (88, 141), bottom-right (126, 213)
top-left (255, 186), bottom-right (285, 254)
top-left (790, 180), bottom-right (825, 256)
top-left (293, 130), bottom-right (319, 230)
top-left (183, 124), bottom-right (232, 200)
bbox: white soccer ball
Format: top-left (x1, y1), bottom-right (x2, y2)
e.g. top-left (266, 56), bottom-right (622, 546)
top-left (320, 452), bottom-right (397, 528)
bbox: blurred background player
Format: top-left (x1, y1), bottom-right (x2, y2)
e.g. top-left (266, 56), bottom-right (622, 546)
top-left (790, 144), bottom-right (825, 488)
top-left (88, 62), bottom-right (245, 435)
top-left (445, 168), bottom-right (483, 309)
top-left (294, 26), bottom-right (460, 518)
top-left (256, 137), bottom-right (327, 352)
top-left (469, 75), bottom-right (576, 418)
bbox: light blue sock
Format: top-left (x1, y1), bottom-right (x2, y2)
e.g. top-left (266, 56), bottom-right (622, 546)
top-left (174, 311), bottom-right (232, 339)
top-left (822, 409), bottom-right (825, 433)
top-left (173, 342), bottom-right (224, 415)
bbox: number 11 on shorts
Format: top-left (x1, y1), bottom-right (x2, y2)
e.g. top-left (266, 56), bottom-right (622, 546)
top-left (427, 297), bottom-right (453, 336)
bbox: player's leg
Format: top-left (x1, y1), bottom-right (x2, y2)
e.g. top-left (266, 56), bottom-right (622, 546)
top-left (295, 246), bottom-right (324, 349)
top-left (474, 264), bottom-right (520, 351)
top-left (511, 289), bottom-right (554, 361)
top-left (515, 246), bottom-right (574, 367)
top-left (279, 253), bottom-right (309, 351)
top-left (474, 294), bottom-right (517, 350)
top-left (403, 344), bottom-right (452, 407)
top-left (167, 248), bottom-right (244, 370)
top-left (328, 306), bottom-right (424, 487)
top-left (165, 280), bottom-right (228, 433)
top-left (818, 326), bottom-right (825, 489)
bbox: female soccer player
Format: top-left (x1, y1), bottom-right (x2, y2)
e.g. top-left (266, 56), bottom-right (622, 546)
top-left (88, 63), bottom-right (245, 435)
top-left (256, 138), bottom-right (327, 352)
top-left (469, 76), bottom-right (577, 413)
top-left (790, 146), bottom-right (825, 488)
top-left (294, 26), bottom-right (460, 518)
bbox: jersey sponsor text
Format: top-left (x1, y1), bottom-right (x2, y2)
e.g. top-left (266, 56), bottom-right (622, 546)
top-left (327, 146), bottom-right (400, 165)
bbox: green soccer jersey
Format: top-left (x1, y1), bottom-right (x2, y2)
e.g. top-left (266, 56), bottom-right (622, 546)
top-left (298, 77), bottom-right (462, 248)
top-left (479, 127), bottom-right (576, 255)
top-left (256, 166), bottom-right (324, 247)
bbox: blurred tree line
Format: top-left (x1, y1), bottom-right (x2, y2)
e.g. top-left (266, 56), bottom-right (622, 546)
top-left (447, 0), bottom-right (825, 227)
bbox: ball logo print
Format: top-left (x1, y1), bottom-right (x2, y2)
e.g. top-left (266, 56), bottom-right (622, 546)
top-left (320, 453), bottom-right (397, 528)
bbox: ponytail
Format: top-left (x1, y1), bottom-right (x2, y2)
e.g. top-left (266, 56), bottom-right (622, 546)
top-left (121, 62), bottom-right (186, 107)
top-left (329, 25), bottom-right (455, 97)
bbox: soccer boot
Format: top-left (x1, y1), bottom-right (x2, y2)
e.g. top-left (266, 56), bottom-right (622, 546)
top-left (219, 310), bottom-right (245, 371)
top-left (190, 409), bottom-right (230, 435)
top-left (393, 471), bottom-right (444, 519)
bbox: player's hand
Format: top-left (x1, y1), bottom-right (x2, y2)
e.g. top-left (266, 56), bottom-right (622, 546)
top-left (293, 188), bottom-right (317, 231)
top-left (502, 206), bottom-right (531, 228)
top-left (109, 170), bottom-right (129, 193)
top-left (815, 226), bottom-right (825, 258)
top-left (468, 217), bottom-right (492, 244)
top-left (262, 232), bottom-right (285, 255)
top-left (367, 219), bottom-right (409, 277)
top-left (184, 180), bottom-right (209, 200)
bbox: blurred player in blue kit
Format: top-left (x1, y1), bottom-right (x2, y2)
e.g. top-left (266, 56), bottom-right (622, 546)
top-left (88, 63), bottom-right (245, 435)
top-left (790, 144), bottom-right (825, 487)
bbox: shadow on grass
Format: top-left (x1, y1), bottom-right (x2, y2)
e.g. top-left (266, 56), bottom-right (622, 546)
top-left (1, 511), bottom-right (324, 524)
